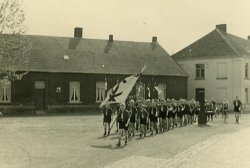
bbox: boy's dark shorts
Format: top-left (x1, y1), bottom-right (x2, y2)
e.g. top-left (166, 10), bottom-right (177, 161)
top-left (119, 121), bottom-right (128, 131)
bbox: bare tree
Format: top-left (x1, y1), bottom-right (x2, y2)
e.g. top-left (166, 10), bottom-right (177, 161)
top-left (0, 0), bottom-right (31, 81)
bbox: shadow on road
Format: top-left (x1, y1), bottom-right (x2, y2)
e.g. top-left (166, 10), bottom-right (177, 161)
top-left (91, 144), bottom-right (124, 150)
top-left (96, 133), bottom-right (118, 139)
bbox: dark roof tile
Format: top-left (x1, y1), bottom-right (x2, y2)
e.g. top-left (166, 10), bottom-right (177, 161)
top-left (172, 29), bottom-right (250, 60)
top-left (18, 35), bottom-right (187, 76)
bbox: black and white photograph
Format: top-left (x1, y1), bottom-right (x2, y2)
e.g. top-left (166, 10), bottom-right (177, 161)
top-left (0, 0), bottom-right (250, 167)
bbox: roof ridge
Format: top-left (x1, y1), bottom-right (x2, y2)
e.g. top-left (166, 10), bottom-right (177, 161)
top-left (22, 34), bottom-right (155, 44)
top-left (215, 29), bottom-right (240, 56)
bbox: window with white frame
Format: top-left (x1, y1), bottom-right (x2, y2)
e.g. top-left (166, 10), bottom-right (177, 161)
top-left (195, 64), bottom-right (205, 79)
top-left (0, 79), bottom-right (11, 103)
top-left (136, 82), bottom-right (145, 100)
top-left (217, 62), bottom-right (227, 79)
top-left (96, 82), bottom-right (106, 102)
top-left (69, 81), bottom-right (80, 103)
top-left (245, 63), bottom-right (249, 79)
top-left (157, 83), bottom-right (166, 100)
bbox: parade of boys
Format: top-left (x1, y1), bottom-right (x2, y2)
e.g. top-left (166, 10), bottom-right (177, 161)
top-left (100, 66), bottom-right (242, 147)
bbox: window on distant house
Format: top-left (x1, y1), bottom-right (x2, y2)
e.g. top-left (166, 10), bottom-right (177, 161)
top-left (0, 79), bottom-right (11, 103)
top-left (245, 88), bottom-right (249, 104)
top-left (136, 82), bottom-right (145, 100)
top-left (196, 64), bottom-right (205, 79)
top-left (157, 83), bottom-right (166, 100)
top-left (245, 63), bottom-right (249, 79)
top-left (69, 81), bottom-right (80, 103)
top-left (96, 82), bottom-right (106, 102)
top-left (217, 62), bottom-right (227, 79)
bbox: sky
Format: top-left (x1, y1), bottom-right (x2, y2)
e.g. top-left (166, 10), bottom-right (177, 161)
top-left (24, 0), bottom-right (250, 55)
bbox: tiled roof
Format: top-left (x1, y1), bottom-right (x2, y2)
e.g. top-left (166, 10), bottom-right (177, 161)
top-left (17, 35), bottom-right (187, 76)
top-left (172, 28), bottom-right (250, 60)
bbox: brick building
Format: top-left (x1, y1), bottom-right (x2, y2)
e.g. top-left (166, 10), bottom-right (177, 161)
top-left (0, 28), bottom-right (187, 114)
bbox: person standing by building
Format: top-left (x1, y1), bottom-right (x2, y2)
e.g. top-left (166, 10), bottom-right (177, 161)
top-left (117, 103), bottom-right (130, 146)
top-left (233, 96), bottom-right (242, 124)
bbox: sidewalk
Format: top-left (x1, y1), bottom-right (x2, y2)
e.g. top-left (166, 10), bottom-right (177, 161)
top-left (105, 126), bottom-right (250, 168)
top-left (104, 115), bottom-right (250, 168)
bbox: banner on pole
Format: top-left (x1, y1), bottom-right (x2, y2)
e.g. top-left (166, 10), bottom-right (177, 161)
top-left (100, 65), bottom-right (147, 108)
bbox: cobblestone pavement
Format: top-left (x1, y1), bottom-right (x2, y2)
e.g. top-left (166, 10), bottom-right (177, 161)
top-left (0, 113), bottom-right (249, 168)
top-left (105, 127), bottom-right (250, 168)
top-left (105, 117), bottom-right (250, 168)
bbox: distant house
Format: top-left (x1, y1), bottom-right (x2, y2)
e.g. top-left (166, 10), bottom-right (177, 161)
top-left (173, 24), bottom-right (250, 109)
top-left (0, 27), bottom-right (187, 114)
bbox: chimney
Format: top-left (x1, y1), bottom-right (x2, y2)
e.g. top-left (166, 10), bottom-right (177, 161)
top-left (152, 36), bottom-right (157, 42)
top-left (74, 27), bottom-right (82, 38)
top-left (109, 34), bottom-right (113, 42)
top-left (216, 24), bottom-right (227, 33)
top-left (248, 36), bottom-right (250, 40)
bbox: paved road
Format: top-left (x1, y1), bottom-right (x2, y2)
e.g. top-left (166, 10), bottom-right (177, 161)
top-left (0, 114), bottom-right (249, 168)
top-left (105, 123), bottom-right (250, 168)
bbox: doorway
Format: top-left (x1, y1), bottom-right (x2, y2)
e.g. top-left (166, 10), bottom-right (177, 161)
top-left (195, 88), bottom-right (205, 102)
top-left (34, 81), bottom-right (45, 111)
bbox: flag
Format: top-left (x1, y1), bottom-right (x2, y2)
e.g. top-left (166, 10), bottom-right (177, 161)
top-left (100, 65), bottom-right (147, 108)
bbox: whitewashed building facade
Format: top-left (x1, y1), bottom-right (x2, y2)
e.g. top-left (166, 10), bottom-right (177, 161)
top-left (173, 24), bottom-right (250, 110)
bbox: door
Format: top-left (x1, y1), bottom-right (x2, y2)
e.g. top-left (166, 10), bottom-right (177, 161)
top-left (195, 88), bottom-right (205, 102)
top-left (34, 81), bottom-right (45, 111)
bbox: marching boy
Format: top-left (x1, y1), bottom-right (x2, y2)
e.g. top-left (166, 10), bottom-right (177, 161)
top-left (117, 103), bottom-right (130, 146)
top-left (102, 103), bottom-right (112, 136)
top-left (233, 95), bottom-right (242, 124)
top-left (139, 104), bottom-right (149, 138)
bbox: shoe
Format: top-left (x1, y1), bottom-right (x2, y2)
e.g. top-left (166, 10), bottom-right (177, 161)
top-left (125, 141), bottom-right (127, 146)
top-left (104, 132), bottom-right (106, 136)
top-left (117, 142), bottom-right (121, 147)
top-left (107, 132), bottom-right (110, 136)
